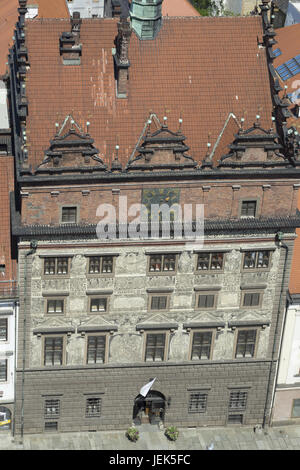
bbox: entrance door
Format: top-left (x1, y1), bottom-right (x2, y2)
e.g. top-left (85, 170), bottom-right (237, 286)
top-left (133, 390), bottom-right (166, 425)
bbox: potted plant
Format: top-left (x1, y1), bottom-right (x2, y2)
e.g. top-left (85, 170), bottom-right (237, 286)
top-left (165, 426), bottom-right (179, 441)
top-left (126, 426), bottom-right (140, 442)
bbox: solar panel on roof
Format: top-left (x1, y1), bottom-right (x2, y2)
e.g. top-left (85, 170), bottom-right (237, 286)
top-left (273, 48), bottom-right (282, 57)
top-left (276, 54), bottom-right (300, 81)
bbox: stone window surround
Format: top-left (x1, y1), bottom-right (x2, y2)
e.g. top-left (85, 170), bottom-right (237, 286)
top-left (86, 290), bottom-right (113, 314)
top-left (194, 250), bottom-right (229, 273)
top-left (188, 329), bottom-right (216, 361)
top-left (195, 292), bottom-right (218, 311)
top-left (60, 204), bottom-right (80, 225)
top-left (85, 254), bottom-right (119, 277)
top-left (239, 197), bottom-right (261, 219)
top-left (143, 330), bottom-right (170, 363)
top-left (40, 255), bottom-right (73, 279)
top-left (232, 327), bottom-right (260, 360)
top-left (85, 332), bottom-right (110, 365)
top-left (44, 398), bottom-right (61, 419)
top-left (240, 248), bottom-right (274, 272)
top-left (85, 396), bottom-right (103, 418)
top-left (240, 286), bottom-right (265, 309)
top-left (147, 252), bottom-right (179, 275)
top-left (42, 334), bottom-right (67, 367)
top-left (43, 293), bottom-right (69, 315)
top-left (147, 291), bottom-right (172, 312)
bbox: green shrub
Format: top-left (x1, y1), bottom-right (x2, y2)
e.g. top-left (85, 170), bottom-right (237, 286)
top-left (165, 426), bottom-right (179, 441)
top-left (126, 426), bottom-right (139, 442)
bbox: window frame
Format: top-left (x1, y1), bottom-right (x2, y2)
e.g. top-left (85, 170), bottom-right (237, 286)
top-left (42, 335), bottom-right (66, 367)
top-left (87, 255), bottom-right (116, 276)
top-left (188, 391), bottom-right (208, 414)
top-left (85, 333), bottom-right (109, 364)
top-left (0, 318), bottom-right (8, 342)
top-left (60, 205), bottom-right (78, 224)
top-left (234, 328), bottom-right (259, 359)
top-left (143, 331), bottom-right (169, 362)
top-left (240, 200), bottom-right (257, 218)
top-left (147, 253), bottom-right (178, 275)
top-left (195, 292), bottom-right (217, 310)
top-left (195, 252), bottom-right (225, 272)
top-left (228, 390), bottom-right (248, 411)
top-left (241, 290), bottom-right (263, 308)
top-left (148, 294), bottom-right (170, 312)
top-left (242, 250), bottom-right (272, 271)
top-left (0, 359), bottom-right (8, 383)
top-left (44, 398), bottom-right (61, 419)
top-left (189, 329), bottom-right (215, 361)
top-left (88, 296), bottom-right (109, 314)
top-left (85, 397), bottom-right (102, 418)
top-left (43, 257), bottom-right (71, 277)
top-left (291, 398), bottom-right (300, 418)
top-left (45, 297), bottom-right (65, 315)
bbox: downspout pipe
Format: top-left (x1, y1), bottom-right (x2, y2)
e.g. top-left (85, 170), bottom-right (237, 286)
top-left (19, 240), bottom-right (37, 442)
top-left (262, 231), bottom-right (289, 428)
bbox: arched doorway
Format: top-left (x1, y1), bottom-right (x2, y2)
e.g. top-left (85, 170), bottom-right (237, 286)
top-left (133, 390), bottom-right (166, 425)
top-left (0, 406), bottom-right (11, 431)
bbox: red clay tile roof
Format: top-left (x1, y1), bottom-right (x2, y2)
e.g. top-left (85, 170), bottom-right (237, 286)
top-left (0, 155), bottom-right (16, 283)
top-left (34, 0), bottom-right (70, 18)
top-left (273, 23), bottom-right (300, 133)
top-left (0, 0), bottom-right (19, 76)
top-left (162, 0), bottom-right (201, 16)
top-left (24, 16), bottom-right (273, 169)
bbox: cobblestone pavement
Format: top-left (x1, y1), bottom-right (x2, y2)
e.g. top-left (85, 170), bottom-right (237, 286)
top-left (1, 423), bottom-right (300, 450)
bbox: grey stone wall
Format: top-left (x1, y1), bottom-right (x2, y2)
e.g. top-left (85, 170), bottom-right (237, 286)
top-left (14, 234), bottom-right (294, 434)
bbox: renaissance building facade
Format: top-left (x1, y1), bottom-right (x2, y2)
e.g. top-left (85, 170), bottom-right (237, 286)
top-left (7, 0), bottom-right (300, 434)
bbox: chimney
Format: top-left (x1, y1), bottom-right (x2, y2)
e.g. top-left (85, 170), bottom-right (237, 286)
top-left (114, 17), bottom-right (132, 98)
top-left (59, 12), bottom-right (82, 65)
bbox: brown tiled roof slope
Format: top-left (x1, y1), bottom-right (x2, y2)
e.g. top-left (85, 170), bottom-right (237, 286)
top-left (0, 156), bottom-right (16, 282)
top-left (162, 0), bottom-right (201, 16)
top-left (273, 23), bottom-right (300, 133)
top-left (34, 0), bottom-right (70, 18)
top-left (0, 0), bottom-right (19, 76)
top-left (25, 16), bottom-right (273, 169)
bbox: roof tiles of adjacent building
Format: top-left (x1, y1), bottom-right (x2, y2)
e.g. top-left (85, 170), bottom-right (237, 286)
top-left (24, 15), bottom-right (273, 169)
top-left (162, 0), bottom-right (201, 16)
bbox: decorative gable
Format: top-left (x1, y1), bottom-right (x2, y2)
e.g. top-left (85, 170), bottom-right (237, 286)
top-left (136, 313), bottom-right (178, 330)
top-left (36, 115), bottom-right (107, 174)
top-left (127, 119), bottom-right (197, 171)
top-left (218, 118), bottom-right (287, 168)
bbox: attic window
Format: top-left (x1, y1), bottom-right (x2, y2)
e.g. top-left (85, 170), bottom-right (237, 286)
top-left (61, 207), bottom-right (77, 224)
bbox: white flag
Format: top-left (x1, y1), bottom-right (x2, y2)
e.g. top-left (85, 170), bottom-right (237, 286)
top-left (139, 377), bottom-right (156, 397)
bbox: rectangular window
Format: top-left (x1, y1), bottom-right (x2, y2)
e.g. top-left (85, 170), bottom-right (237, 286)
top-left (150, 295), bottom-right (168, 311)
top-left (90, 298), bottom-right (108, 313)
top-left (0, 360), bottom-right (7, 382)
top-left (88, 256), bottom-right (114, 274)
top-left (242, 292), bottom-right (261, 307)
top-left (44, 421), bottom-right (58, 432)
top-left (188, 392), bottom-right (208, 413)
top-left (0, 318), bottom-right (8, 341)
top-left (44, 337), bottom-right (64, 366)
top-left (191, 331), bottom-right (213, 360)
top-left (241, 201), bottom-right (257, 217)
top-left (227, 414), bottom-right (243, 424)
top-left (145, 333), bottom-right (166, 362)
top-left (47, 299), bottom-right (64, 314)
top-left (229, 391), bottom-right (248, 410)
top-left (44, 257), bottom-right (69, 275)
top-left (44, 399), bottom-right (60, 418)
top-left (61, 207), bottom-right (77, 223)
top-left (87, 335), bottom-right (106, 364)
top-left (235, 329), bottom-right (257, 358)
top-left (149, 254), bottom-right (176, 273)
top-left (197, 294), bottom-right (216, 309)
top-left (86, 398), bottom-right (102, 417)
top-left (196, 252), bottom-right (224, 271)
top-left (292, 399), bottom-right (300, 418)
top-left (243, 251), bottom-right (270, 270)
